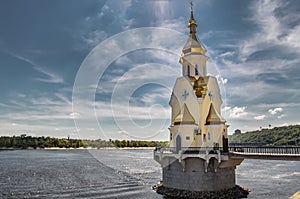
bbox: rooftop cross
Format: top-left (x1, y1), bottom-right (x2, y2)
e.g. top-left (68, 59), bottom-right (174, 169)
top-left (190, 0), bottom-right (194, 19)
top-left (188, 0), bottom-right (197, 34)
top-left (182, 90), bottom-right (189, 101)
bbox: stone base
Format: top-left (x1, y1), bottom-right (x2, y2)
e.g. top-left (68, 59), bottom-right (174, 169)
top-left (156, 185), bottom-right (249, 199)
top-left (162, 157), bottom-right (236, 191)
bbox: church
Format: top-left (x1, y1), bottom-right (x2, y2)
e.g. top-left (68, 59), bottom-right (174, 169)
top-left (169, 3), bottom-right (228, 152)
top-left (154, 2), bottom-right (248, 198)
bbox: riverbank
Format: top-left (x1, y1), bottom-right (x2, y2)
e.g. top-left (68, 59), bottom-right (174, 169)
top-left (44, 147), bottom-right (155, 150)
top-left (0, 146), bottom-right (156, 150)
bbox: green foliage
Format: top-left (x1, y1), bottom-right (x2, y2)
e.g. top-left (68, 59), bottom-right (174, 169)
top-left (109, 140), bottom-right (168, 148)
top-left (0, 135), bottom-right (169, 149)
top-left (0, 136), bottom-right (85, 149)
top-left (229, 125), bottom-right (300, 146)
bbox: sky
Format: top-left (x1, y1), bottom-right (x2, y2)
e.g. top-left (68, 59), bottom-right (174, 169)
top-left (0, 0), bottom-right (300, 140)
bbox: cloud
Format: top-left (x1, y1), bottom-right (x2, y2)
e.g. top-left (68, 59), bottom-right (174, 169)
top-left (216, 75), bottom-right (228, 85)
top-left (118, 130), bottom-right (129, 136)
top-left (34, 67), bottom-right (64, 84)
top-left (0, 92), bottom-right (75, 125)
top-left (55, 93), bottom-right (72, 105)
top-left (268, 107), bottom-right (283, 115)
top-left (2, 1), bottom-right (300, 139)
top-left (254, 115), bottom-right (266, 120)
top-left (277, 114), bottom-right (286, 119)
top-left (159, 18), bottom-right (186, 31)
top-left (218, 51), bottom-right (235, 58)
top-left (238, 0), bottom-right (300, 60)
top-left (69, 112), bottom-right (80, 119)
top-left (77, 0), bottom-right (134, 48)
top-left (0, 102), bottom-right (12, 108)
top-left (283, 25), bottom-right (300, 50)
top-left (256, 102), bottom-right (300, 109)
top-left (81, 30), bottom-right (108, 47)
top-left (136, 87), bottom-right (171, 105)
top-left (0, 121), bottom-right (78, 138)
top-left (7, 51), bottom-right (36, 66)
top-left (239, 0), bottom-right (282, 60)
top-left (152, 0), bottom-right (172, 21)
top-left (223, 106), bottom-right (231, 112)
top-left (226, 106), bottom-right (248, 119)
top-left (216, 0), bottom-right (300, 111)
top-left (69, 98), bottom-right (170, 139)
top-left (95, 101), bottom-right (170, 121)
top-left (16, 93), bottom-right (26, 98)
top-left (6, 51), bottom-right (64, 84)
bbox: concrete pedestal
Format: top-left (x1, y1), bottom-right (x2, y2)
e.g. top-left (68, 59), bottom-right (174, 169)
top-left (163, 157), bottom-right (236, 192)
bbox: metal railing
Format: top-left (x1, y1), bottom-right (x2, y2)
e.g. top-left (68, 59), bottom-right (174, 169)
top-left (229, 146), bottom-right (300, 155)
top-left (154, 146), bottom-right (300, 155)
top-left (154, 146), bottom-right (225, 154)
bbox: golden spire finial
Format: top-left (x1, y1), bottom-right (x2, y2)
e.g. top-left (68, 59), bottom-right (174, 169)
top-left (188, 0), bottom-right (197, 33)
top-left (190, 0), bottom-right (194, 19)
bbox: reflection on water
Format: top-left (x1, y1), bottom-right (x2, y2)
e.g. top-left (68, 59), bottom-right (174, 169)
top-left (0, 149), bottom-right (299, 199)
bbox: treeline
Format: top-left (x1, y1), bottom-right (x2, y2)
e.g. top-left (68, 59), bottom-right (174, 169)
top-left (229, 125), bottom-right (300, 146)
top-left (0, 135), bottom-right (84, 149)
top-left (0, 134), bottom-right (169, 149)
top-left (110, 140), bottom-right (168, 148)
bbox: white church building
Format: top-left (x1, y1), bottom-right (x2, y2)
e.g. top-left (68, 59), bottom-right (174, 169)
top-left (154, 3), bottom-right (245, 196)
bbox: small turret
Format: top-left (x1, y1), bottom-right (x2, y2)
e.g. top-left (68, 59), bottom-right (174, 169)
top-left (180, 0), bottom-right (208, 78)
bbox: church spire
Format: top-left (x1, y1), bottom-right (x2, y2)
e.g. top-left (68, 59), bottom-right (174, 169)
top-left (188, 0), bottom-right (197, 34)
top-left (180, 0), bottom-right (207, 59)
top-left (190, 0), bottom-right (194, 19)
top-left (180, 0), bottom-right (208, 77)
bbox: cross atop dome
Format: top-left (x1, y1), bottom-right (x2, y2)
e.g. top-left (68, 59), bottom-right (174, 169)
top-left (188, 0), bottom-right (197, 34)
top-left (180, 1), bottom-right (208, 76)
top-left (190, 0), bottom-right (194, 19)
top-left (180, 0), bottom-right (207, 59)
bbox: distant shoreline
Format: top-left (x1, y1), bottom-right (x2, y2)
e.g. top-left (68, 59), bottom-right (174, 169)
top-left (0, 147), bottom-right (156, 151)
top-left (0, 136), bottom-right (168, 149)
top-left (44, 147), bottom-right (156, 150)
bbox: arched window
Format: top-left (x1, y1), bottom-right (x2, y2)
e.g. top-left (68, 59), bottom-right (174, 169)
top-left (176, 135), bottom-right (182, 153)
top-left (195, 64), bottom-right (199, 76)
top-left (187, 65), bottom-right (190, 76)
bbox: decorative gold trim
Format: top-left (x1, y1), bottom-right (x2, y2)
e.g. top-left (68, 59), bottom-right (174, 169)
top-left (191, 47), bottom-right (207, 54)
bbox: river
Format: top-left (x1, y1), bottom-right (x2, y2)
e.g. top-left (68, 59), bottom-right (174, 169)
top-left (0, 149), bottom-right (299, 198)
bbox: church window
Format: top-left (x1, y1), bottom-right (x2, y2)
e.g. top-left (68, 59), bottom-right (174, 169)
top-left (195, 64), bottom-right (199, 76)
top-left (208, 132), bottom-right (211, 140)
top-left (203, 134), bottom-right (206, 142)
top-left (186, 136), bottom-right (190, 140)
top-left (187, 65), bottom-right (190, 76)
top-left (194, 128), bottom-right (201, 135)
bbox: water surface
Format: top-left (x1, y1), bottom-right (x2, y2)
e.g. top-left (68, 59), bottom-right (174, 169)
top-left (0, 149), bottom-right (299, 198)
